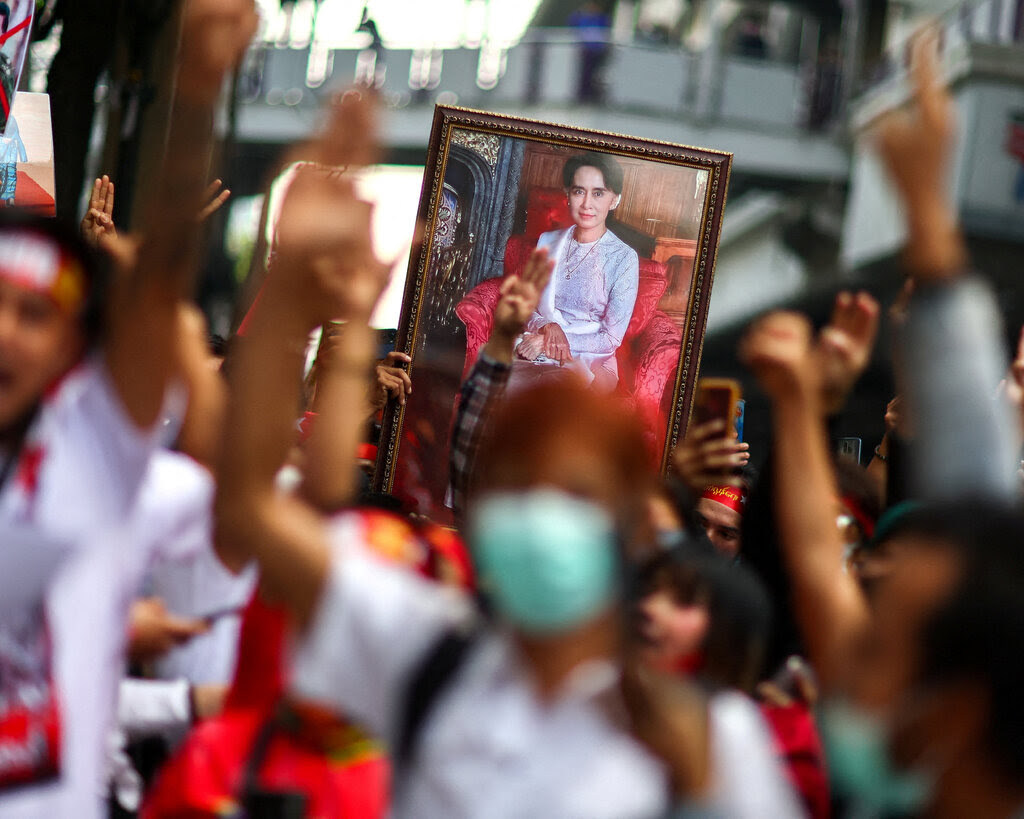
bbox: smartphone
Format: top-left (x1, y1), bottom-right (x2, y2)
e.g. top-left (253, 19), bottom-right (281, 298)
top-left (837, 436), bottom-right (862, 464)
top-left (734, 399), bottom-right (745, 443)
top-left (693, 378), bottom-right (741, 432)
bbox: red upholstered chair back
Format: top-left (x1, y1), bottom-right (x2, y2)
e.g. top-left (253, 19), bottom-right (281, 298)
top-left (523, 187), bottom-right (573, 238)
top-left (503, 233), bottom-right (538, 279)
top-left (628, 258), bottom-right (669, 340)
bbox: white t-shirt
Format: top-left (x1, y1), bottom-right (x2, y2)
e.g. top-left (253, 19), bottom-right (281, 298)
top-left (708, 691), bottom-right (807, 819)
top-left (0, 358), bottom-right (160, 817)
top-left (0, 360), bottom-right (219, 817)
top-left (0, 357), bottom-right (160, 535)
top-left (143, 451), bottom-right (255, 685)
top-left (291, 515), bottom-right (669, 819)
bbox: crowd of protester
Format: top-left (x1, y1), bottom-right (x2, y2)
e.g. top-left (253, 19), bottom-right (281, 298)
top-left (2, 2), bottom-right (1024, 817)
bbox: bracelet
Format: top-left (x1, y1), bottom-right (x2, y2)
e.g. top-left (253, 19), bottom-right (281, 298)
top-left (873, 445), bottom-right (888, 462)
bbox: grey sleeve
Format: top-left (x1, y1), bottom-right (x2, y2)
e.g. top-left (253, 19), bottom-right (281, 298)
top-left (899, 276), bottom-right (1018, 501)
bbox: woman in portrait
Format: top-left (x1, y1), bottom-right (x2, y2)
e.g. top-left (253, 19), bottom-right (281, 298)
top-left (512, 151), bottom-right (639, 392)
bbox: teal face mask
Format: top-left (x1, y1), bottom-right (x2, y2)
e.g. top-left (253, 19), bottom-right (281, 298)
top-left (469, 489), bottom-right (618, 634)
top-left (819, 699), bottom-right (934, 814)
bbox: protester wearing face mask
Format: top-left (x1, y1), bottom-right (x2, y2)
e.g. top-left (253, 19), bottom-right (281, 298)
top-left (740, 29), bottom-right (1024, 819)
top-left (820, 503), bottom-right (1024, 817)
top-left (213, 97), bottom-right (812, 817)
top-left (216, 160), bottom-right (665, 815)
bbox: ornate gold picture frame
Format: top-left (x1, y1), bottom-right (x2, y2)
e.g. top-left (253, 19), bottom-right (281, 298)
top-left (376, 105), bottom-right (731, 525)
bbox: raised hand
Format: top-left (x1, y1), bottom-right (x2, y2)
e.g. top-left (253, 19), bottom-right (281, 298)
top-left (491, 247), bottom-right (554, 364)
top-left (874, 28), bottom-right (966, 277)
top-left (815, 290), bottom-right (880, 415)
top-left (371, 351), bottom-right (413, 409)
top-left (196, 178), bottom-right (231, 223)
top-left (271, 93), bottom-right (385, 327)
top-left (285, 88), bottom-right (380, 171)
top-left (177, 0), bottom-right (259, 106)
top-left (875, 29), bottom-right (954, 212)
top-left (674, 419), bottom-right (749, 493)
top-left (494, 248), bottom-right (553, 339)
top-left (884, 394), bottom-right (912, 438)
top-left (80, 175), bottom-right (116, 247)
top-left (739, 311), bottom-right (819, 405)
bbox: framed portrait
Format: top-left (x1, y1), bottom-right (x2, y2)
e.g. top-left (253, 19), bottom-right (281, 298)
top-left (0, 0), bottom-right (33, 136)
top-left (2, 93), bottom-right (55, 216)
top-left (375, 105), bottom-right (731, 525)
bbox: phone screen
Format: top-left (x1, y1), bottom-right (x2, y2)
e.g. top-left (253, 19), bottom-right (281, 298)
top-left (693, 379), bottom-right (740, 430)
top-left (837, 436), bottom-right (863, 464)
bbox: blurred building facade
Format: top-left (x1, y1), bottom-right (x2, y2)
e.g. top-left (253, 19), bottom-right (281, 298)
top-left (233, 5), bottom-right (1019, 296)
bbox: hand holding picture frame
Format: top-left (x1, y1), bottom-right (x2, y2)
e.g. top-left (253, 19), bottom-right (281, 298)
top-left (375, 106), bottom-right (731, 525)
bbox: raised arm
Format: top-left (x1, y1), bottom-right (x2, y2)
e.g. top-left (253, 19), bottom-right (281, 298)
top-left (449, 249), bottom-right (553, 520)
top-left (875, 32), bottom-right (964, 280)
top-left (215, 92), bottom-right (382, 623)
top-left (740, 312), bottom-right (871, 690)
top-left (80, 176), bottom-right (116, 248)
top-left (877, 30), bottom-right (1017, 499)
top-left (302, 267), bottom-right (392, 512)
top-left (172, 303), bottom-right (227, 471)
top-left (102, 0), bottom-right (256, 430)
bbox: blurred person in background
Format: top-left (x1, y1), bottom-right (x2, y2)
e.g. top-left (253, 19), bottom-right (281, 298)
top-left (742, 30), bottom-right (1024, 819)
top-left (568, 2), bottom-right (611, 103)
top-left (0, 1), bottom-right (257, 815)
top-left (214, 91), bottom-right (809, 817)
top-left (672, 417), bottom-right (751, 559)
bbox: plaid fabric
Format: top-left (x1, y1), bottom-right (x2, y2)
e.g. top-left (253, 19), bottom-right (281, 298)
top-left (448, 352), bottom-right (510, 523)
top-left (0, 162), bottom-right (15, 201)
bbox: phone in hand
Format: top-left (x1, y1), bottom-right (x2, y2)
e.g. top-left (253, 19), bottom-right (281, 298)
top-left (693, 378), bottom-right (742, 435)
top-left (837, 436), bottom-right (862, 465)
top-left (734, 398), bottom-right (745, 443)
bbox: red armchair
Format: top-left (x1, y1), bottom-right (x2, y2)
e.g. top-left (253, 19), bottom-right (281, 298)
top-left (455, 231), bottom-right (684, 442)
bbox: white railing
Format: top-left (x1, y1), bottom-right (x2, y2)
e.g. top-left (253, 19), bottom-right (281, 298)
top-left (240, 30), bottom-right (827, 134)
top-left (850, 0), bottom-right (1024, 129)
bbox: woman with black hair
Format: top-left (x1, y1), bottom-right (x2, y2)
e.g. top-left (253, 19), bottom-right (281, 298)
top-left (512, 151), bottom-right (639, 392)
